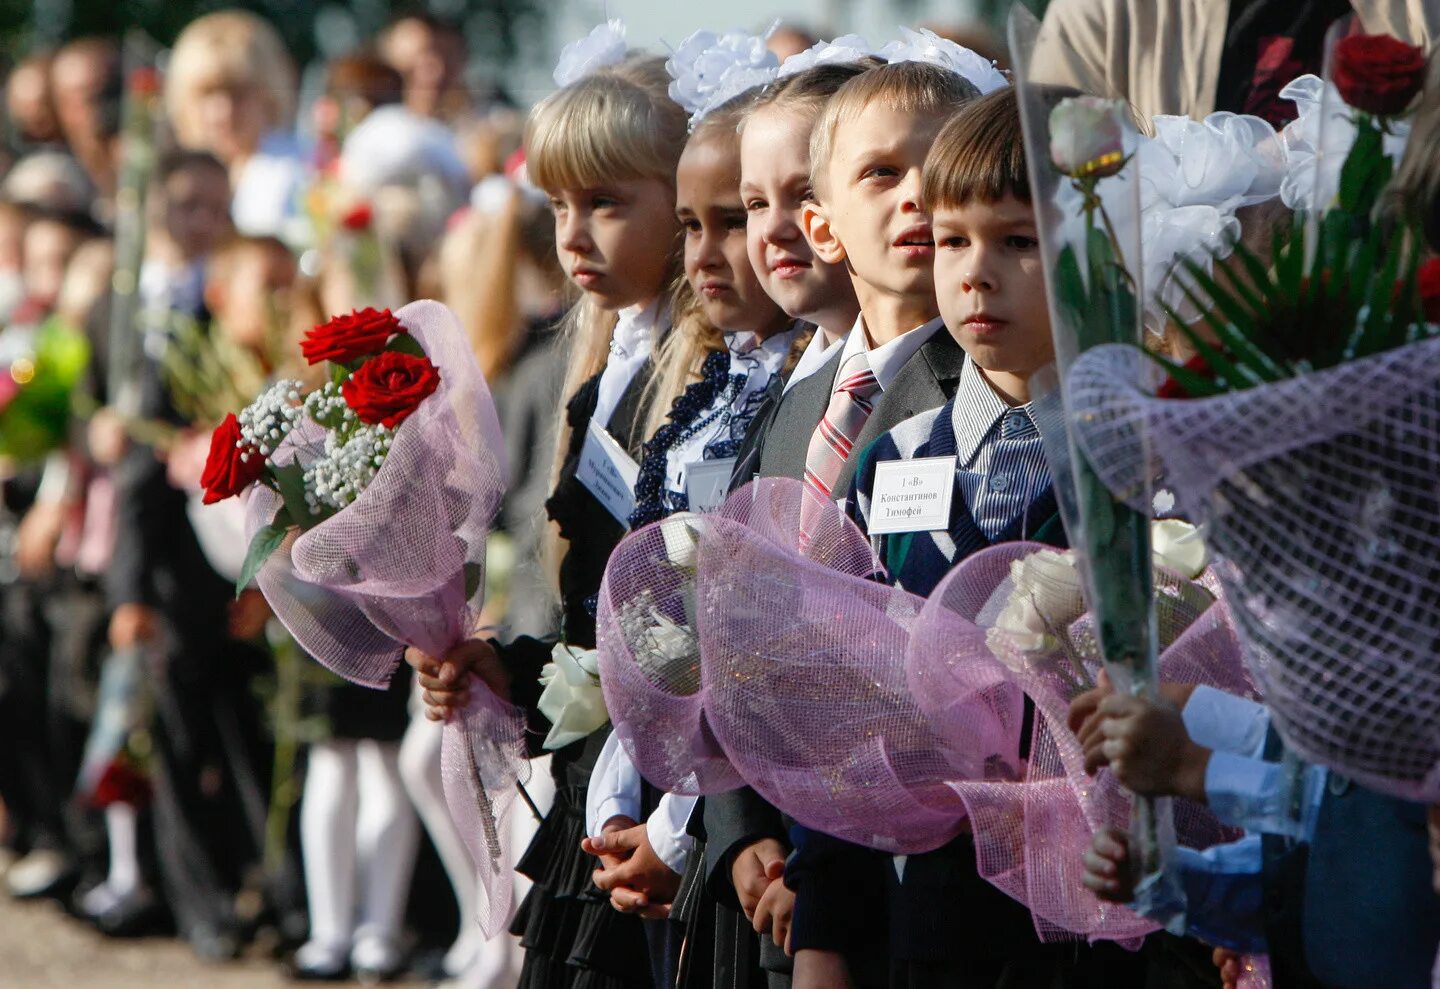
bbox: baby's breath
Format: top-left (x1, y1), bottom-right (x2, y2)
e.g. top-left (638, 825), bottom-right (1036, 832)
top-left (303, 423), bottom-right (394, 512)
top-left (236, 379), bottom-right (303, 457)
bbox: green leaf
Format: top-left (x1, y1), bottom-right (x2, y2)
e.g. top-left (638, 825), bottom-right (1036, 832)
top-left (1160, 302), bottom-right (1266, 390)
top-left (1144, 350), bottom-right (1228, 398)
top-left (1171, 280), bottom-right (1282, 382)
top-left (330, 363), bottom-right (348, 387)
top-left (385, 334), bottom-right (427, 358)
top-left (272, 461), bottom-right (322, 529)
top-left (237, 508), bottom-right (293, 597)
top-left (463, 561), bottom-right (485, 602)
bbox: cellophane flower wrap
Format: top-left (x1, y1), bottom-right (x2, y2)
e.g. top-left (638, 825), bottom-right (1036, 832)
top-left (1007, 4), bottom-right (1183, 924)
top-left (1066, 25), bottom-right (1439, 805)
top-left (223, 300), bottom-right (521, 935)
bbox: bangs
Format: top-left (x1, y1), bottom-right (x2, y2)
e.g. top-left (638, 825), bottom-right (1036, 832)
top-left (526, 62), bottom-right (688, 193)
top-left (922, 88), bottom-right (1029, 210)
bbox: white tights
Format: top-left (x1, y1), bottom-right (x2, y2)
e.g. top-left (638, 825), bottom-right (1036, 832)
top-left (398, 706), bottom-right (555, 987)
top-left (298, 739), bottom-right (419, 966)
top-left (81, 802), bottom-right (142, 917)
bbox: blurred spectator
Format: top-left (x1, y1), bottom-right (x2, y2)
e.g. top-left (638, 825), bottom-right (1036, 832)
top-left (2, 151), bottom-right (97, 218)
top-left (6, 52), bottom-right (62, 152)
top-left (49, 38), bottom-right (121, 199)
top-left (766, 22), bottom-right (819, 62)
top-left (379, 14), bottom-right (470, 121)
top-left (166, 10), bottom-right (305, 239)
top-left (0, 200), bottom-right (28, 320)
top-left (15, 209), bottom-right (100, 323)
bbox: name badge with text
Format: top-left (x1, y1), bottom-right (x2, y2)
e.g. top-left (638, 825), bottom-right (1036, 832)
top-left (867, 455), bottom-right (957, 535)
top-left (577, 421), bottom-right (640, 526)
top-left (684, 457), bottom-right (737, 513)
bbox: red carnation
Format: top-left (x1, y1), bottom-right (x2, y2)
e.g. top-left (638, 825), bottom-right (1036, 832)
top-left (1420, 258), bottom-right (1440, 324)
top-left (1332, 34), bottom-right (1426, 116)
top-left (340, 202), bottom-right (373, 232)
top-left (342, 351), bottom-right (441, 428)
top-left (200, 413), bottom-right (266, 504)
top-left (1157, 354), bottom-right (1214, 399)
top-left (300, 307), bottom-right (404, 365)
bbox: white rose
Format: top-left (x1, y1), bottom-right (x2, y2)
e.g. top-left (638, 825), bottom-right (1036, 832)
top-left (537, 644), bottom-right (608, 750)
top-left (991, 549), bottom-right (1086, 655)
top-left (1151, 518), bottom-right (1208, 579)
top-left (1050, 97), bottom-right (1128, 179)
top-left (659, 512), bottom-right (705, 571)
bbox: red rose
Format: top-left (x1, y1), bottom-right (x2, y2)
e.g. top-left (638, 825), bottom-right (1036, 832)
top-left (342, 351), bottom-right (441, 428)
top-left (1332, 34), bottom-right (1426, 116)
top-left (200, 413), bottom-right (266, 504)
top-left (300, 307), bottom-right (404, 365)
top-left (1420, 258), bottom-right (1440, 324)
top-left (1157, 354), bottom-right (1214, 399)
top-left (340, 202), bottom-right (373, 232)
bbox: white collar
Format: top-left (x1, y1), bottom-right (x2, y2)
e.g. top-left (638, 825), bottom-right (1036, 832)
top-left (833, 314), bottom-right (945, 392)
top-left (783, 325), bottom-right (841, 395)
top-left (611, 297), bottom-right (664, 359)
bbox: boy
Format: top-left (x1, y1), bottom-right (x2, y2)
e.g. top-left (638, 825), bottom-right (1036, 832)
top-left (710, 62), bottom-right (983, 989)
top-left (846, 87), bottom-right (1144, 987)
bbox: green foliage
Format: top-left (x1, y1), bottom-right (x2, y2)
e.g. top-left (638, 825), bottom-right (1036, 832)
top-left (236, 507), bottom-right (291, 596)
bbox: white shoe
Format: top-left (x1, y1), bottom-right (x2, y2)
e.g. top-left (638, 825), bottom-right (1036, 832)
top-left (5, 849), bottom-right (70, 898)
top-left (351, 934), bottom-right (403, 983)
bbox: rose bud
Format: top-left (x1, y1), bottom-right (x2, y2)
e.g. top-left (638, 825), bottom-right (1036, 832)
top-left (200, 413), bottom-right (266, 504)
top-left (1332, 34), bottom-right (1426, 117)
top-left (1049, 96), bottom-right (1129, 179)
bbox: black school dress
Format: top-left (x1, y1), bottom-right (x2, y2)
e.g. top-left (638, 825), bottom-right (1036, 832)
top-left (502, 366), bottom-right (654, 989)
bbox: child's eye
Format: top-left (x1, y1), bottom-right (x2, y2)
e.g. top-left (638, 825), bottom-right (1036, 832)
top-left (724, 210), bottom-right (748, 231)
top-left (592, 194), bottom-right (620, 210)
top-left (1007, 235), bottom-right (1039, 251)
top-left (940, 235), bottom-right (969, 250)
top-left (799, 187), bottom-right (815, 203)
top-left (745, 198), bottom-right (767, 212)
top-left (862, 165), bottom-right (898, 181)
top-left (548, 198), bottom-right (567, 213)
top-left (681, 218), bottom-right (702, 234)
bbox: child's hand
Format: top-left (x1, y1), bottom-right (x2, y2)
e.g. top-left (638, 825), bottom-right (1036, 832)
top-left (751, 857), bottom-right (794, 952)
top-left (581, 816), bottom-right (638, 873)
top-left (1068, 669), bottom-right (1198, 734)
top-left (589, 821), bottom-right (681, 918)
top-left (1212, 948), bottom-right (1242, 989)
top-left (793, 949), bottom-right (855, 989)
top-left (1074, 692), bottom-right (1210, 800)
top-left (227, 588), bottom-right (271, 640)
top-left (109, 602), bottom-right (158, 649)
top-left (730, 837), bottom-right (787, 920)
top-left (405, 638), bottom-right (510, 720)
top-left (1082, 828), bottom-right (1135, 902)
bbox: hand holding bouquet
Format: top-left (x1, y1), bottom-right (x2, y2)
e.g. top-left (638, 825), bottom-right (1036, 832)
top-left (203, 300), bottom-right (521, 934)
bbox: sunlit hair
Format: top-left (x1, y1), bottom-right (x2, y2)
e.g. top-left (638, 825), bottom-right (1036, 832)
top-left (166, 10), bottom-right (297, 151)
top-left (1386, 51), bottom-right (1440, 251)
top-left (741, 59), bottom-right (880, 135)
top-left (921, 86), bottom-right (1029, 211)
top-left (809, 61), bottom-right (979, 198)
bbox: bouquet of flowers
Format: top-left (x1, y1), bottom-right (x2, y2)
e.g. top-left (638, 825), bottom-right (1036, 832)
top-left (0, 316), bottom-right (90, 463)
top-left (202, 300), bottom-right (521, 934)
top-left (1067, 29), bottom-right (1440, 805)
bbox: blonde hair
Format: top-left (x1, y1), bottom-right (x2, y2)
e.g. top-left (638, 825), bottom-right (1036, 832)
top-left (741, 59), bottom-right (880, 135)
top-left (809, 61), bottom-right (980, 198)
top-left (1387, 51), bottom-right (1440, 251)
top-left (166, 10), bottom-right (296, 149)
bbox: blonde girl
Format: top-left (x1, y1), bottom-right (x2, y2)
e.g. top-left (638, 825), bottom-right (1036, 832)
top-left (406, 50), bottom-right (689, 989)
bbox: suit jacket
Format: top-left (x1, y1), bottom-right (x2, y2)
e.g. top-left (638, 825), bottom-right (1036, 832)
top-left (706, 327), bottom-right (968, 956)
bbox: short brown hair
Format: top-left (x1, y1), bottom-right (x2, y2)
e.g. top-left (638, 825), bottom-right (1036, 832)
top-left (810, 61), bottom-right (979, 198)
top-left (922, 86), bottom-right (1029, 210)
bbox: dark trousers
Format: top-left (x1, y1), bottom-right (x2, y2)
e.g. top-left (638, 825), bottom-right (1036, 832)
top-left (148, 638), bottom-right (271, 940)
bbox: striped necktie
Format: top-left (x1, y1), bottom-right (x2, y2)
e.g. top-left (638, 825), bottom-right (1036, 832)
top-left (803, 350), bottom-right (881, 500)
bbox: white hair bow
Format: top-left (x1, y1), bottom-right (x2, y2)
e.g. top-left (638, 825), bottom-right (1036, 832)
top-left (878, 27), bottom-right (1008, 94)
top-left (553, 20), bottom-right (628, 88)
top-left (666, 27), bottom-right (780, 126)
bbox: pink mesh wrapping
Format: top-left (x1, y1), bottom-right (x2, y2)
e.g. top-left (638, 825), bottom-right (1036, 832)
top-left (244, 299), bottom-right (523, 936)
top-left (918, 547), bottom-right (1257, 942)
top-left (1068, 340), bottom-right (1440, 802)
top-left (596, 478), bottom-right (1005, 853)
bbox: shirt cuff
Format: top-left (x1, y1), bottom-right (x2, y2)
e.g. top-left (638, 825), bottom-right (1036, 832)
top-left (1170, 837), bottom-right (1269, 954)
top-left (647, 793), bottom-right (699, 875)
top-left (585, 732), bottom-right (642, 837)
top-left (1204, 751), bottom-right (1326, 839)
top-left (1182, 685), bottom-right (1270, 758)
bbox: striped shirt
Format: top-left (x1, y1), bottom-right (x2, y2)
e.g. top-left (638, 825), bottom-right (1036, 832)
top-left (849, 357), bottom-right (1058, 596)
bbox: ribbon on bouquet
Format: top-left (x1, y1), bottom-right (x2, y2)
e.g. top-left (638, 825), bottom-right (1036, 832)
top-left (245, 300), bottom-right (524, 937)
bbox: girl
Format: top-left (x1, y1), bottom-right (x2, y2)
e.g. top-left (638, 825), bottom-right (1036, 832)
top-left (408, 49), bottom-right (689, 989)
top-left (581, 84), bottom-right (805, 989)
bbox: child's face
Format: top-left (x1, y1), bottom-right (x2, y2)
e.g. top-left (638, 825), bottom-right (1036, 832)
top-left (548, 176), bottom-right (678, 312)
top-left (162, 168), bottom-right (232, 260)
top-left (22, 220), bottom-right (82, 307)
top-left (192, 79), bottom-right (269, 163)
top-left (213, 247), bottom-right (292, 351)
top-left (807, 106), bottom-right (946, 304)
top-left (740, 104), bottom-right (857, 332)
top-left (932, 194), bottom-right (1054, 379)
top-left (678, 132), bottom-right (786, 335)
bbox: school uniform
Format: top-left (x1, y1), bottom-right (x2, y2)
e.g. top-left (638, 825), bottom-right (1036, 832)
top-left (499, 300), bottom-right (665, 989)
top-left (703, 317), bottom-right (967, 988)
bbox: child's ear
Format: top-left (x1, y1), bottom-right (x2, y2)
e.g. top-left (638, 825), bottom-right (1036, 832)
top-left (802, 201), bottom-right (847, 266)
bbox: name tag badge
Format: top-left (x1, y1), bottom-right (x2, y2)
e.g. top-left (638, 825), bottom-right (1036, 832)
top-left (684, 457), bottom-right (736, 513)
top-left (867, 455), bottom-right (957, 535)
top-left (577, 421), bottom-right (640, 526)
